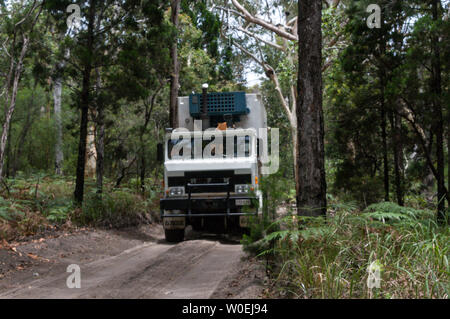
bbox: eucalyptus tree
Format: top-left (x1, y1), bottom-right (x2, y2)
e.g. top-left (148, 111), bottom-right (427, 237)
top-left (210, 0), bottom-right (345, 215)
top-left (0, 0), bottom-right (44, 184)
top-left (296, 0), bottom-right (327, 216)
top-left (45, 0), bottom-right (171, 202)
top-left (169, 0), bottom-right (180, 129)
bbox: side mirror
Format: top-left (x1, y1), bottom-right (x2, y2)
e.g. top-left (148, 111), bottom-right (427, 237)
top-left (157, 143), bottom-right (164, 163)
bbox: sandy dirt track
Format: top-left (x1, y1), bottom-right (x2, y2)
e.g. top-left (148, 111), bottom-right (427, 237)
top-left (0, 225), bottom-right (265, 299)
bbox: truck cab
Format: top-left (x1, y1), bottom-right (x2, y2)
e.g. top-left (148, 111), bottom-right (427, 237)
top-left (159, 87), bottom-right (267, 242)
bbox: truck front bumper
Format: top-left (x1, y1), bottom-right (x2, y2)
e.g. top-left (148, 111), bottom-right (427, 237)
top-left (160, 196), bottom-right (259, 218)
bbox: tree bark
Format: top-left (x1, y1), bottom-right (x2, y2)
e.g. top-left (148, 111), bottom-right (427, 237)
top-left (431, 0), bottom-right (446, 222)
top-left (74, 0), bottom-right (96, 204)
top-left (292, 124), bottom-right (299, 201)
top-left (0, 36), bottom-right (30, 183)
top-left (448, 119), bottom-right (450, 209)
top-left (5, 124), bottom-right (11, 178)
top-left (381, 89), bottom-right (389, 202)
top-left (296, 0), bottom-right (327, 216)
top-left (394, 113), bottom-right (404, 206)
top-left (95, 68), bottom-right (104, 194)
top-left (95, 109), bottom-right (104, 193)
top-left (378, 35), bottom-right (390, 203)
top-left (169, 0), bottom-right (180, 129)
top-left (53, 73), bottom-right (64, 175)
top-left (389, 111), bottom-right (404, 206)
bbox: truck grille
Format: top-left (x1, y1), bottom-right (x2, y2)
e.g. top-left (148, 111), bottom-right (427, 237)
top-left (168, 171), bottom-right (251, 192)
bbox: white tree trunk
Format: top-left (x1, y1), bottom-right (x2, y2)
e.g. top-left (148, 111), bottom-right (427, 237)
top-left (0, 37), bottom-right (30, 183)
top-left (95, 68), bottom-right (104, 193)
top-left (53, 76), bottom-right (64, 175)
top-left (85, 123), bottom-right (97, 179)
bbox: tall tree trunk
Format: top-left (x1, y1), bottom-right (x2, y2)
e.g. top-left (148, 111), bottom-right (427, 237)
top-left (85, 122), bottom-right (97, 178)
top-left (5, 124), bottom-right (11, 179)
top-left (292, 124), bottom-right (299, 202)
top-left (296, 0), bottom-right (327, 216)
top-left (139, 115), bottom-right (148, 193)
top-left (140, 141), bottom-right (146, 192)
top-left (53, 74), bottom-right (64, 175)
top-left (381, 95), bottom-right (389, 202)
top-left (74, 0), bottom-right (96, 204)
top-left (389, 111), bottom-right (404, 206)
top-left (448, 123), bottom-right (450, 209)
top-left (0, 37), bottom-right (30, 183)
top-left (394, 113), bottom-right (404, 205)
top-left (95, 69), bottom-right (104, 194)
top-left (96, 110), bottom-right (104, 193)
top-left (431, 0), bottom-right (446, 222)
top-left (169, 0), bottom-right (180, 129)
top-left (379, 36), bottom-right (389, 202)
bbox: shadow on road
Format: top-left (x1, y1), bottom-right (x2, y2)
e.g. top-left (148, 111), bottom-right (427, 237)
top-left (184, 227), bottom-right (243, 245)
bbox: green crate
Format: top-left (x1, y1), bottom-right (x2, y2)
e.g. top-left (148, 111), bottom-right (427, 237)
top-left (189, 92), bottom-right (249, 117)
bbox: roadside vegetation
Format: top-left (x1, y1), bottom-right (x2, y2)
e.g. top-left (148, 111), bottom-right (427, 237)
top-left (243, 175), bottom-right (449, 299)
top-left (0, 174), bottom-right (160, 241)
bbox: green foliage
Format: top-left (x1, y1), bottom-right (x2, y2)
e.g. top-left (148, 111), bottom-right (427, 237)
top-left (0, 196), bottom-right (25, 221)
top-left (0, 175), bottom-right (160, 240)
top-left (181, 0), bottom-right (221, 59)
top-left (78, 190), bottom-right (152, 228)
top-left (241, 212), bottom-right (275, 254)
top-left (241, 172), bottom-right (293, 253)
top-left (324, 0), bottom-right (450, 213)
top-left (364, 202), bottom-right (435, 223)
top-left (261, 202), bottom-right (449, 298)
top-left (46, 205), bottom-right (72, 223)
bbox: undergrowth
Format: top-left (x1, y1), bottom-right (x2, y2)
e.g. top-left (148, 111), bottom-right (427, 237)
top-left (248, 201), bottom-right (449, 299)
top-left (0, 174), bottom-right (161, 240)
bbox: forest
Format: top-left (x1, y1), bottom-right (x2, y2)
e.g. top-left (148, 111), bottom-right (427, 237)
top-left (0, 0), bottom-right (449, 299)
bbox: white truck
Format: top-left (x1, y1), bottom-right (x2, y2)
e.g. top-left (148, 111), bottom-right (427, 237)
top-left (158, 85), bottom-right (268, 242)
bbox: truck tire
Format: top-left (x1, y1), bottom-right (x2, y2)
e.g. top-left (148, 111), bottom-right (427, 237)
top-left (165, 229), bottom-right (185, 243)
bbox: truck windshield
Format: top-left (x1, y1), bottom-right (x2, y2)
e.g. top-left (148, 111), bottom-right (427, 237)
top-left (168, 135), bottom-right (251, 160)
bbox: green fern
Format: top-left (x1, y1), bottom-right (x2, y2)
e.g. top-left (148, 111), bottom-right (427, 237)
top-left (364, 201), bottom-right (434, 224)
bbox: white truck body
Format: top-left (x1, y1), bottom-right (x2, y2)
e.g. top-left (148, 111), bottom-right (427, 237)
top-left (159, 92), bottom-right (268, 242)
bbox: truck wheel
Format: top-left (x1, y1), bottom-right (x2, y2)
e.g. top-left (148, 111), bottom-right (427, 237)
top-left (165, 229), bottom-right (185, 243)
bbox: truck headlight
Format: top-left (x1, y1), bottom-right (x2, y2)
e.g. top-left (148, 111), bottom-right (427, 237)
top-left (235, 184), bottom-right (250, 194)
top-left (168, 187), bottom-right (185, 197)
